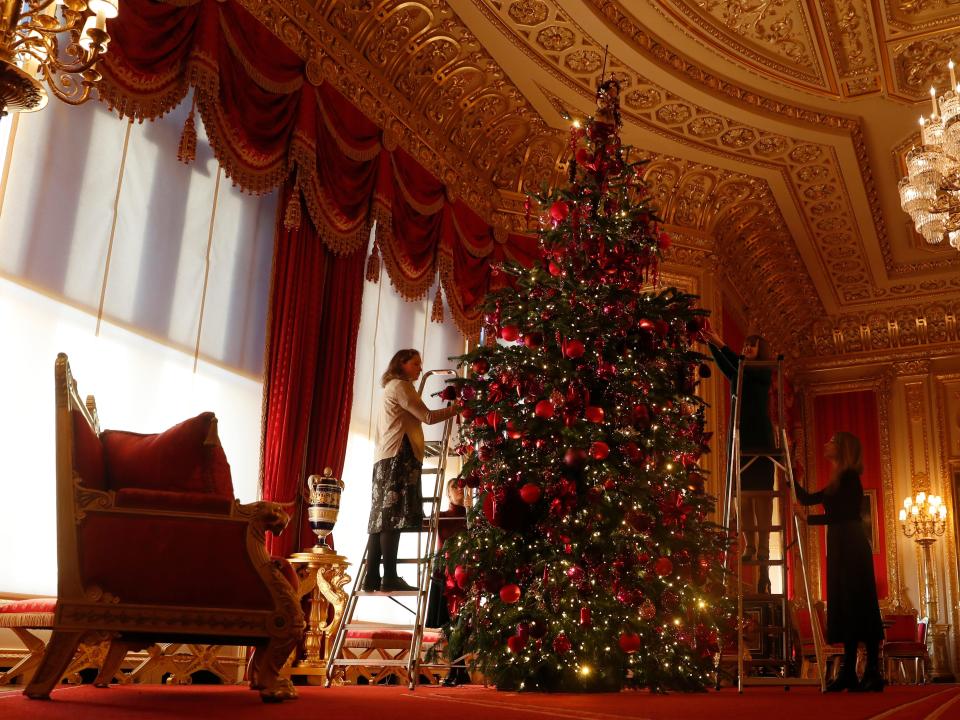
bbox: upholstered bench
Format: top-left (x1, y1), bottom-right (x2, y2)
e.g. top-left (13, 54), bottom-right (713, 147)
top-left (0, 598), bottom-right (110, 686)
top-left (341, 626), bottom-right (443, 685)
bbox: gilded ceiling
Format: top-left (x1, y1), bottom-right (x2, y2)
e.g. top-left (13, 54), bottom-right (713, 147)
top-left (250, 0), bottom-right (960, 358)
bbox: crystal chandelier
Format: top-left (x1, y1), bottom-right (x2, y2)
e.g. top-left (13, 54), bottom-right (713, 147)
top-left (898, 60), bottom-right (960, 249)
top-left (0, 0), bottom-right (117, 117)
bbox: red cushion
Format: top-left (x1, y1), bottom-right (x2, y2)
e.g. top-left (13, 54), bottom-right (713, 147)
top-left (115, 488), bottom-right (235, 514)
top-left (101, 412), bottom-right (232, 494)
top-left (346, 629), bottom-right (440, 643)
top-left (73, 410), bottom-right (105, 490)
top-left (0, 598), bottom-right (56, 615)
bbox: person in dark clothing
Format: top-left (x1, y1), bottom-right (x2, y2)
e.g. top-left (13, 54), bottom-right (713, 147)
top-left (425, 480), bottom-right (469, 686)
top-left (794, 432), bottom-right (885, 692)
top-left (702, 328), bottom-right (775, 593)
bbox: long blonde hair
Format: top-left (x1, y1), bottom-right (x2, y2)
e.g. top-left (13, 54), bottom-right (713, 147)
top-left (830, 431), bottom-right (863, 482)
top-left (381, 349), bottom-right (419, 387)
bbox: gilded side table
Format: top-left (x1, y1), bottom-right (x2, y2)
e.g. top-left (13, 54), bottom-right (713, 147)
top-left (284, 551), bottom-right (351, 684)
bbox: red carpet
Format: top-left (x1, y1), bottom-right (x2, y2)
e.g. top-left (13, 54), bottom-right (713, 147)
top-left (0, 684), bottom-right (957, 720)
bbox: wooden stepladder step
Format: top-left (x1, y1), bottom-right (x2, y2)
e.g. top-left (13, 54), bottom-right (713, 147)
top-left (325, 369), bottom-right (459, 691)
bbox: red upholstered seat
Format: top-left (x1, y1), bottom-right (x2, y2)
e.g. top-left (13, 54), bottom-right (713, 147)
top-left (0, 598), bottom-right (57, 627)
top-left (346, 628), bottom-right (441, 643)
top-left (25, 354), bottom-right (305, 703)
top-left (882, 613), bottom-right (927, 684)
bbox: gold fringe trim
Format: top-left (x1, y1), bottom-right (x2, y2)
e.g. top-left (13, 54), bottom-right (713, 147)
top-left (194, 90), bottom-right (289, 196)
top-left (283, 171), bottom-right (302, 230)
top-left (316, 92), bottom-right (382, 163)
top-left (438, 253), bottom-right (482, 340)
top-left (372, 201), bottom-right (435, 301)
top-left (219, 14), bottom-right (304, 96)
top-left (431, 284), bottom-right (444, 323)
top-left (365, 237), bottom-right (381, 283)
top-left (177, 94), bottom-right (198, 164)
top-left (389, 152), bottom-right (445, 216)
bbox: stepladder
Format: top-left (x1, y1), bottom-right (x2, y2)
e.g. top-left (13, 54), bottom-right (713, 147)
top-left (720, 356), bottom-right (826, 692)
top-left (325, 369), bottom-right (459, 690)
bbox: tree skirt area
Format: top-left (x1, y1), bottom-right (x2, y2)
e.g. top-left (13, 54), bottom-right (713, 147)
top-left (1, 684), bottom-right (958, 720)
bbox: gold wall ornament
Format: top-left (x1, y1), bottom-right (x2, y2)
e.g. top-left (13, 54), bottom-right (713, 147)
top-left (0, 0), bottom-right (117, 116)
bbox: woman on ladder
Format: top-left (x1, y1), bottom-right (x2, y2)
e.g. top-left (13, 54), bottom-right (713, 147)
top-left (701, 328), bottom-right (776, 594)
top-left (365, 349), bottom-right (460, 592)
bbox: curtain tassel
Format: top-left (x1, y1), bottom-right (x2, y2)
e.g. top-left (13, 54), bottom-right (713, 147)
top-left (177, 100), bottom-right (197, 165)
top-left (283, 174), bottom-right (302, 230)
top-left (365, 238), bottom-right (381, 283)
top-left (431, 285), bottom-right (444, 324)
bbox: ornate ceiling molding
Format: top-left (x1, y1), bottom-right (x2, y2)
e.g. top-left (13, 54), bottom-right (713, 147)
top-left (476, 1), bottom-right (960, 303)
top-left (246, 0), bottom-right (960, 355)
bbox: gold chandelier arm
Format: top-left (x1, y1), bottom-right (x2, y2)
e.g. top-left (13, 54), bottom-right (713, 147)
top-left (41, 64), bottom-right (97, 105)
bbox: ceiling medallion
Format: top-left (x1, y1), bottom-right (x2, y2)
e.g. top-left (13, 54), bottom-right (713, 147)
top-left (898, 59), bottom-right (960, 249)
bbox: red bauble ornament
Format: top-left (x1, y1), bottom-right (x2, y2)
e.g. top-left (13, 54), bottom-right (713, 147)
top-left (654, 557), bottom-right (674, 577)
top-left (471, 359), bottom-right (489, 375)
top-left (658, 231), bottom-right (672, 250)
top-left (519, 483), bottom-right (542, 504)
top-left (589, 441), bottom-right (610, 460)
top-left (454, 565), bottom-right (470, 589)
top-left (507, 635), bottom-right (527, 653)
top-left (460, 408), bottom-right (475, 420)
top-left (619, 632), bottom-right (642, 654)
top-left (524, 332), bottom-right (544, 349)
top-left (584, 406), bottom-right (605, 423)
top-left (500, 583), bottom-right (521, 604)
top-left (563, 339), bottom-right (586, 359)
top-left (548, 261), bottom-right (563, 277)
top-left (460, 386), bottom-right (476, 401)
top-left (638, 319), bottom-right (655, 332)
top-left (566, 565), bottom-right (585, 584)
top-left (440, 386), bottom-right (457, 401)
top-left (499, 325), bottom-right (520, 342)
top-left (550, 200), bottom-right (570, 224)
top-left (639, 599), bottom-right (657, 621)
top-left (534, 400), bottom-right (555, 419)
top-left (486, 411), bottom-right (502, 429)
top-left (552, 634), bottom-right (572, 654)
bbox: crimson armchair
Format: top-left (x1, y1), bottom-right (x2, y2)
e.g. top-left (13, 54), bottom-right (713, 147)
top-left (25, 354), bottom-right (304, 702)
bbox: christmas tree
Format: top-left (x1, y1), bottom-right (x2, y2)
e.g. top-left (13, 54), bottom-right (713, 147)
top-left (439, 78), bottom-right (733, 693)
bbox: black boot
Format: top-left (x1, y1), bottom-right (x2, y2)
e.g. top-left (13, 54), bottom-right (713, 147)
top-left (379, 530), bottom-right (416, 591)
top-left (825, 670), bottom-right (859, 692)
top-left (363, 533), bottom-right (382, 591)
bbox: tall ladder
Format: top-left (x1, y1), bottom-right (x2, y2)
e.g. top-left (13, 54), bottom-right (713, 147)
top-left (325, 369), bottom-right (458, 690)
top-left (723, 357), bottom-right (825, 692)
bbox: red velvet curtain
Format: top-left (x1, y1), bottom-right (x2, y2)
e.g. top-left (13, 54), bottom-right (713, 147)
top-left (811, 390), bottom-right (888, 599)
top-left (260, 185), bottom-right (365, 556)
top-left (97, 0), bottom-right (538, 337)
top-left (97, 0), bottom-right (539, 553)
